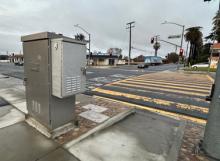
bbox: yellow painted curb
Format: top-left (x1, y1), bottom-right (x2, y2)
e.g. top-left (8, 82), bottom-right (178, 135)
top-left (94, 96), bottom-right (206, 125)
top-left (93, 88), bottom-right (208, 113)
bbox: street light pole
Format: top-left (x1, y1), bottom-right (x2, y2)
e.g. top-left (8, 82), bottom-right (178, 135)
top-left (74, 24), bottom-right (91, 65)
top-left (88, 33), bottom-right (91, 55)
top-left (180, 25), bottom-right (185, 51)
top-left (162, 21), bottom-right (185, 70)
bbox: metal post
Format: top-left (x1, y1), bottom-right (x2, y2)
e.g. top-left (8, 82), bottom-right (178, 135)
top-left (177, 25), bottom-right (185, 70)
top-left (126, 21), bottom-right (135, 65)
top-left (74, 24), bottom-right (91, 66)
top-left (88, 34), bottom-right (91, 65)
top-left (129, 26), bottom-right (131, 65)
top-left (161, 21), bottom-right (185, 70)
top-left (203, 61), bottom-right (220, 160)
top-left (155, 36), bottom-right (158, 57)
top-left (203, 0), bottom-right (220, 159)
top-left (180, 25), bottom-right (185, 50)
top-left (219, 0), bottom-right (220, 11)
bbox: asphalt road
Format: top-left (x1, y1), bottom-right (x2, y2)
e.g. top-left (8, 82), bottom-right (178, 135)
top-left (86, 64), bottom-right (178, 90)
top-left (2, 62), bottom-right (210, 122)
top-left (0, 62), bottom-right (178, 90)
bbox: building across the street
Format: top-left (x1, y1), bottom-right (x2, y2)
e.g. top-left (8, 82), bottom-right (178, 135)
top-left (87, 52), bottom-right (122, 66)
top-left (210, 43), bottom-right (220, 69)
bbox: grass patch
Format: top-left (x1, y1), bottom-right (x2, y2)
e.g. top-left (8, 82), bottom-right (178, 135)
top-left (184, 67), bottom-right (217, 72)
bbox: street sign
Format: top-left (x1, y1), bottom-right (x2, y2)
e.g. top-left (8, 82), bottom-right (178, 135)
top-left (168, 35), bottom-right (181, 39)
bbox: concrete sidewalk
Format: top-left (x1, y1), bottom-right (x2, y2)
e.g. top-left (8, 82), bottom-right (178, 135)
top-left (0, 122), bottom-right (79, 161)
top-left (67, 110), bottom-right (185, 161)
top-left (0, 74), bottom-right (186, 161)
top-left (0, 75), bottom-right (80, 161)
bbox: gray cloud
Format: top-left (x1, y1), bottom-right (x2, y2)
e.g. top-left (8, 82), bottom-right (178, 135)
top-left (0, 0), bottom-right (218, 57)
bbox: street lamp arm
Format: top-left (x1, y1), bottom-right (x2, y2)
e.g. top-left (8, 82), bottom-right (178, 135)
top-left (162, 21), bottom-right (184, 27)
top-left (159, 39), bottom-right (181, 48)
top-left (74, 24), bottom-right (90, 35)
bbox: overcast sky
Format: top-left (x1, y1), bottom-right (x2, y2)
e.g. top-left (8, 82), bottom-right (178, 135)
top-left (0, 0), bottom-right (218, 57)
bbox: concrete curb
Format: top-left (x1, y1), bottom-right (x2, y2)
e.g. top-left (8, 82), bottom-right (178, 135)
top-left (64, 108), bottom-right (135, 149)
top-left (180, 70), bottom-right (209, 74)
top-left (206, 74), bottom-right (214, 83)
top-left (166, 121), bottom-right (186, 161)
top-left (88, 66), bottom-right (118, 69)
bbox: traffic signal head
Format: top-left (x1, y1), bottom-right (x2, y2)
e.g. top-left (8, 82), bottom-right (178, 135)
top-left (179, 48), bottom-right (184, 57)
top-left (151, 37), bottom-right (154, 44)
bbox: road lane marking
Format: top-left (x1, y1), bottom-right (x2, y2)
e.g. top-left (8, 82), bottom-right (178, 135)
top-left (92, 88), bottom-right (208, 113)
top-left (108, 82), bottom-right (208, 97)
top-left (132, 77), bottom-right (212, 85)
top-left (119, 80), bottom-right (210, 93)
top-left (121, 79), bottom-right (211, 90)
top-left (94, 96), bottom-right (206, 124)
top-left (103, 84), bottom-right (209, 104)
top-left (108, 74), bottom-right (212, 88)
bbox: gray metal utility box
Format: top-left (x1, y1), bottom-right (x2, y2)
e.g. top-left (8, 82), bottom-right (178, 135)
top-left (21, 32), bottom-right (87, 130)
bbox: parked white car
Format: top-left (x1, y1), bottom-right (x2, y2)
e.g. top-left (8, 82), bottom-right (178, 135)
top-left (191, 62), bottom-right (209, 69)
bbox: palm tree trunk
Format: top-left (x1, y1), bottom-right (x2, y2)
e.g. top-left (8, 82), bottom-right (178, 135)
top-left (188, 43), bottom-right (192, 66)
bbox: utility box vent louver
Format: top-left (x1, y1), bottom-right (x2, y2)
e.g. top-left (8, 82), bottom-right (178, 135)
top-left (65, 76), bottom-right (81, 93)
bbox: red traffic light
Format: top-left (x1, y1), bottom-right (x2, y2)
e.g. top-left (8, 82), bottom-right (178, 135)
top-left (179, 48), bottom-right (184, 56)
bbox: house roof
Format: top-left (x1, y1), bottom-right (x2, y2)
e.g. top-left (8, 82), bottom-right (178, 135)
top-left (211, 43), bottom-right (220, 49)
top-left (86, 54), bottom-right (118, 59)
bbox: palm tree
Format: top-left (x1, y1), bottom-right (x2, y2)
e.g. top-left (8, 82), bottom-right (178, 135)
top-left (184, 27), bottom-right (203, 65)
top-left (206, 11), bottom-right (220, 42)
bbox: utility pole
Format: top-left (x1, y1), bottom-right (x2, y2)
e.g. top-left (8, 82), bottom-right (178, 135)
top-left (126, 21), bottom-right (135, 65)
top-left (203, 0), bottom-right (220, 160)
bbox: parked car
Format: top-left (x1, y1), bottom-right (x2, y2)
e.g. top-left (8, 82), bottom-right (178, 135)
top-left (191, 62), bottom-right (209, 69)
top-left (137, 63), bottom-right (149, 69)
top-left (14, 61), bottom-right (24, 66)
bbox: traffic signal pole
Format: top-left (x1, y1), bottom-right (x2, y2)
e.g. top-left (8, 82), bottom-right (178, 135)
top-left (203, 62), bottom-right (220, 160)
top-left (161, 21), bottom-right (185, 70)
top-left (202, 0), bottom-right (220, 159)
top-left (155, 36), bottom-right (158, 57)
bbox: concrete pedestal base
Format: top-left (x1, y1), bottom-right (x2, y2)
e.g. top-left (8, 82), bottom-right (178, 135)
top-left (26, 116), bottom-right (75, 138)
